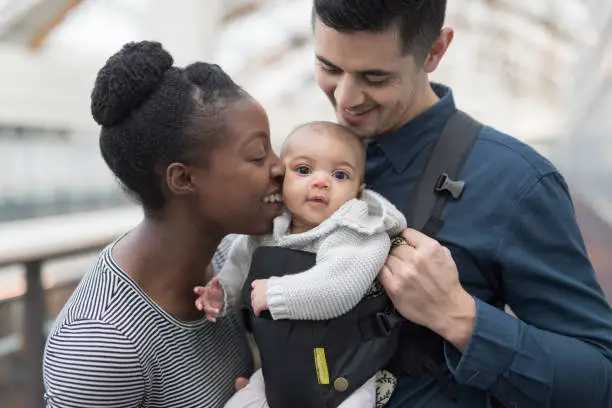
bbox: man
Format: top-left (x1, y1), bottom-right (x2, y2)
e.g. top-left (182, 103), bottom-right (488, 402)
top-left (311, 1), bottom-right (612, 407)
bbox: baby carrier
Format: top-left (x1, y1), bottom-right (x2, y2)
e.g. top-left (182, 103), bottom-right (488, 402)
top-left (241, 110), bottom-right (504, 407)
top-left (241, 246), bottom-right (400, 408)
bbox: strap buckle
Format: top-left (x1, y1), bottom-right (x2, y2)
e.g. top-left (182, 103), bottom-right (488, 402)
top-left (374, 310), bottom-right (404, 336)
top-left (434, 173), bottom-right (465, 199)
top-left (374, 312), bottom-right (393, 336)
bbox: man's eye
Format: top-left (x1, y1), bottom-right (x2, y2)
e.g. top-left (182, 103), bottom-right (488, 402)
top-left (333, 171), bottom-right (349, 180)
top-left (320, 64), bottom-right (341, 74)
top-left (296, 166), bottom-right (311, 175)
top-left (364, 76), bottom-right (388, 86)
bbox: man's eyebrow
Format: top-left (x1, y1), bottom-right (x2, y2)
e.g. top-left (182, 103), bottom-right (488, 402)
top-left (316, 55), bottom-right (393, 77)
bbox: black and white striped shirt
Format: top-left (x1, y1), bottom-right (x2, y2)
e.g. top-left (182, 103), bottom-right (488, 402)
top-left (43, 237), bottom-right (253, 407)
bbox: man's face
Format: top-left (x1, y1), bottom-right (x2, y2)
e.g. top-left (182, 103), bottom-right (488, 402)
top-left (313, 18), bottom-right (427, 139)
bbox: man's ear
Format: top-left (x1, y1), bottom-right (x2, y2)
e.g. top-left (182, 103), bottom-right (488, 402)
top-left (166, 162), bottom-right (197, 196)
top-left (423, 27), bottom-right (454, 73)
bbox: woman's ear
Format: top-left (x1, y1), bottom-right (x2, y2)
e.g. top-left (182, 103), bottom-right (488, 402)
top-left (166, 162), bottom-right (197, 196)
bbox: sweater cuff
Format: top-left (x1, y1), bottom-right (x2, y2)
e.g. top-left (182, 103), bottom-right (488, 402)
top-left (267, 277), bottom-right (290, 320)
top-left (216, 278), bottom-right (232, 317)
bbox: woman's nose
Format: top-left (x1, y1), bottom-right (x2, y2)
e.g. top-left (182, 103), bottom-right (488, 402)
top-left (269, 152), bottom-right (284, 179)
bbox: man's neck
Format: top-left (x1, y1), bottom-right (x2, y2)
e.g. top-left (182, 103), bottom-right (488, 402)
top-left (406, 81), bottom-right (441, 125)
top-left (372, 81), bottom-right (441, 142)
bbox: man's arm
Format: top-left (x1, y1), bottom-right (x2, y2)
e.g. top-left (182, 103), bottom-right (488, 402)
top-left (43, 320), bottom-right (145, 407)
top-left (266, 229), bottom-right (391, 320)
top-left (444, 172), bottom-right (612, 407)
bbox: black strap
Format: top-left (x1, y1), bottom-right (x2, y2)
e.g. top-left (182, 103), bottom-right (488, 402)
top-left (404, 110), bottom-right (482, 237)
top-left (359, 309), bottom-right (405, 341)
top-left (400, 111), bottom-right (506, 407)
top-left (373, 110), bottom-right (482, 342)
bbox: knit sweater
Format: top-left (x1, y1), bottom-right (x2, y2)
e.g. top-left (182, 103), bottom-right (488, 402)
top-left (216, 189), bottom-right (407, 321)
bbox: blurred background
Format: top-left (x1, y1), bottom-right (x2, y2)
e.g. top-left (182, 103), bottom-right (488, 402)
top-left (0, 0), bottom-right (611, 406)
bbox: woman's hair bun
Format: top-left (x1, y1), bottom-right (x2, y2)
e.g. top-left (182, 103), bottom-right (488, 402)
top-left (91, 41), bottom-right (173, 127)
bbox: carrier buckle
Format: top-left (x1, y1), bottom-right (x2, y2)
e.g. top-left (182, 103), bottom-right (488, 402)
top-left (374, 312), bottom-right (393, 336)
top-left (434, 173), bottom-right (465, 199)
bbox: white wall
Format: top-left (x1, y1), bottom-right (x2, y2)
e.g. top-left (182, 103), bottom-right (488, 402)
top-left (0, 43), bottom-right (97, 131)
top-left (0, 0), bottom-right (223, 133)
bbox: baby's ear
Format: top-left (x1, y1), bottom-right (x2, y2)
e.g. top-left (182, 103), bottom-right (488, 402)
top-left (357, 183), bottom-right (366, 198)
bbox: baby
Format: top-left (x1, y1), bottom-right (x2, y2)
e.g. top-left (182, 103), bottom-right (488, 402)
top-left (195, 121), bottom-right (406, 408)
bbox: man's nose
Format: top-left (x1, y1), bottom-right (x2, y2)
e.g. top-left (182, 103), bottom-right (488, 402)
top-left (334, 75), bottom-right (365, 109)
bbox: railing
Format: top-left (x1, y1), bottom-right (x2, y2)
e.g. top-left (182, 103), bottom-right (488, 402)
top-left (0, 206), bottom-right (142, 408)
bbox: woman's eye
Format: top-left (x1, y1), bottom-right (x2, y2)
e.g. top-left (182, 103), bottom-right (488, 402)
top-left (296, 166), bottom-right (311, 175)
top-left (333, 171), bottom-right (349, 180)
top-left (250, 154), bottom-right (267, 163)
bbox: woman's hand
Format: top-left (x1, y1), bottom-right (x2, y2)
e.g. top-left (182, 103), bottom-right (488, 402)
top-left (194, 277), bottom-right (225, 322)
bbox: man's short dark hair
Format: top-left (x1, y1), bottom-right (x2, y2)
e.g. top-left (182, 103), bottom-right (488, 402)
top-left (312, 0), bottom-right (447, 62)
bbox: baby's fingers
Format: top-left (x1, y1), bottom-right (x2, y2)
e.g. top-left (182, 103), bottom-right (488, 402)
top-left (203, 305), bottom-right (220, 315)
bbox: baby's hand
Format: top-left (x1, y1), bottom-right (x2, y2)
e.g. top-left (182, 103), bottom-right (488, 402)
top-left (194, 277), bottom-right (225, 322)
top-left (251, 279), bottom-right (269, 316)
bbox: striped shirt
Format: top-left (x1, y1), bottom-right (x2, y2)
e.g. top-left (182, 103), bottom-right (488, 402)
top-left (43, 236), bottom-right (253, 408)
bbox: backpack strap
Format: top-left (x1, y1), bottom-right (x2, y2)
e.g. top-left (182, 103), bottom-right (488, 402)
top-left (363, 110), bottom-right (483, 341)
top-left (399, 110), bottom-right (504, 407)
top-left (404, 110), bottom-right (481, 236)
top-left (405, 110), bottom-right (505, 306)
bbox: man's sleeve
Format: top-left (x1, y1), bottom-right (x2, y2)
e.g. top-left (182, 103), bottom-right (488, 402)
top-left (266, 229), bottom-right (390, 320)
top-left (445, 172), bottom-right (612, 407)
top-left (44, 320), bottom-right (145, 408)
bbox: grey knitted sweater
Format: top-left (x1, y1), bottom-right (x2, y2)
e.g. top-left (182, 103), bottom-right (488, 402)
top-left (217, 189), bottom-right (407, 321)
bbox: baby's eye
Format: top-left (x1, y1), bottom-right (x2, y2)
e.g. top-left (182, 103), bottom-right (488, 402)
top-left (333, 171), bottom-right (349, 180)
top-left (296, 166), bottom-right (311, 175)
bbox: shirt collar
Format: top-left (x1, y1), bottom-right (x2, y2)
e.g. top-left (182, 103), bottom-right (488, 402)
top-left (373, 83), bottom-right (457, 173)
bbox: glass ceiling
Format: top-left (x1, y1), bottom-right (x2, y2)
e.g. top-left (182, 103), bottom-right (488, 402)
top-left (0, 0), bottom-right (594, 145)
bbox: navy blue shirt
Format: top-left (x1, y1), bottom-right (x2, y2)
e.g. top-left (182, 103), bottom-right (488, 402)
top-left (368, 84), bottom-right (612, 408)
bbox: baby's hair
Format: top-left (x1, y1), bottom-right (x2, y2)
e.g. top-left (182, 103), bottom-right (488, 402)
top-left (283, 121), bottom-right (366, 175)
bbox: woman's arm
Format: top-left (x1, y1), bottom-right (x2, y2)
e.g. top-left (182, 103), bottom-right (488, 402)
top-left (44, 320), bottom-right (145, 407)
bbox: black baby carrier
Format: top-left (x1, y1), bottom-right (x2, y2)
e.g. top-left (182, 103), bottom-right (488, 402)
top-left (241, 246), bottom-right (400, 407)
top-left (241, 110), bottom-right (503, 407)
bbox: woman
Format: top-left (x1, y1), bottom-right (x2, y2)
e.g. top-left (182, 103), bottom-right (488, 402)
top-left (42, 41), bottom-right (283, 407)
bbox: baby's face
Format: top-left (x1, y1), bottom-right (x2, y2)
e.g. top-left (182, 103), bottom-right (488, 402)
top-left (281, 127), bottom-right (364, 233)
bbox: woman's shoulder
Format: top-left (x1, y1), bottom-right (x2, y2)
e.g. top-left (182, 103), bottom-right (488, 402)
top-left (47, 246), bottom-right (144, 338)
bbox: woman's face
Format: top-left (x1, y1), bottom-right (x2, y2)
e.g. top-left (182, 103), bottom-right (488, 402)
top-left (191, 98), bottom-right (284, 236)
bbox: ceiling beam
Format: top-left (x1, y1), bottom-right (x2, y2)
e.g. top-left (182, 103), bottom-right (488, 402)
top-left (28, 0), bottom-right (83, 52)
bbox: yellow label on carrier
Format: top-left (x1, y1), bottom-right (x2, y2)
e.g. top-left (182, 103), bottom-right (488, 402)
top-left (313, 348), bottom-right (330, 385)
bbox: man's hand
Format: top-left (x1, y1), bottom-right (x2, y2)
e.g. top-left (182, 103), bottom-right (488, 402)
top-left (379, 228), bottom-right (476, 352)
top-left (193, 277), bottom-right (225, 322)
top-left (251, 279), bottom-right (269, 316)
